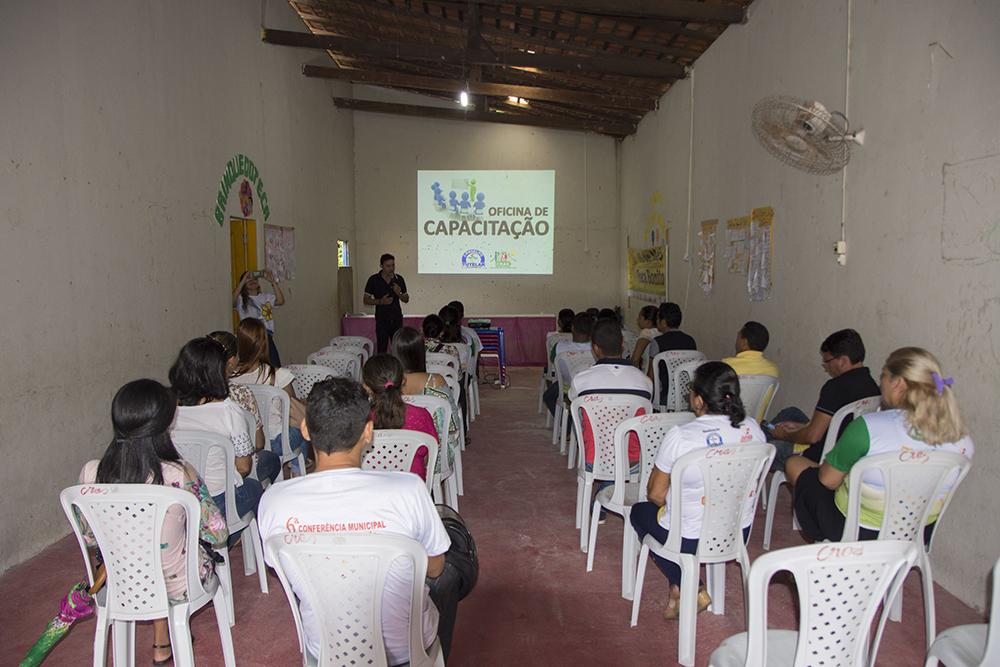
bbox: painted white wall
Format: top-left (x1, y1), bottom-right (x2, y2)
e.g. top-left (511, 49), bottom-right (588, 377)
top-left (621, 0), bottom-right (1000, 608)
top-left (351, 86), bottom-right (621, 317)
top-left (0, 0), bottom-right (354, 572)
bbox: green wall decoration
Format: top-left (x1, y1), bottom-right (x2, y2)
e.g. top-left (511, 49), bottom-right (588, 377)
top-left (213, 153), bottom-right (270, 225)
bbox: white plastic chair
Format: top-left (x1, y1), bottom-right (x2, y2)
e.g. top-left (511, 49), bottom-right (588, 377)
top-left (362, 429), bottom-right (438, 497)
top-left (841, 449), bottom-right (972, 648)
top-left (671, 360), bottom-right (703, 412)
top-left (307, 348), bottom-right (361, 381)
top-left (171, 429), bottom-right (268, 605)
top-left (651, 350), bottom-right (706, 412)
top-left (739, 374), bottom-right (780, 423)
top-left (401, 394), bottom-right (459, 509)
top-left (630, 442), bottom-right (775, 667)
top-left (284, 364), bottom-right (336, 399)
top-left (265, 533), bottom-right (445, 667)
top-left (570, 394), bottom-right (653, 553)
top-left (248, 383), bottom-right (307, 476)
top-left (925, 555), bottom-right (1000, 667)
top-left (762, 395), bottom-right (881, 550)
top-left (61, 484), bottom-right (236, 667)
top-left (708, 540), bottom-right (920, 667)
top-left (553, 350), bottom-right (595, 455)
top-left (586, 412), bottom-right (696, 599)
top-left (427, 362), bottom-right (461, 404)
top-left (329, 335), bottom-right (373, 363)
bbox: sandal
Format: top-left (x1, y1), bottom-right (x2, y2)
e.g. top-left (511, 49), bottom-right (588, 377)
top-left (152, 642), bottom-right (172, 665)
top-left (662, 587), bottom-right (713, 620)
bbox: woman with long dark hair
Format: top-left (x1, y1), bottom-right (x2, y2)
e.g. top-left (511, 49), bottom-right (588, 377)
top-left (169, 337), bottom-right (277, 523)
top-left (363, 354), bottom-right (438, 480)
top-left (79, 379), bottom-right (227, 665)
top-left (629, 361), bottom-right (767, 620)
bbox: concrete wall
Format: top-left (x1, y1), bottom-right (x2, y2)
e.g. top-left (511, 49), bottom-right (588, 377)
top-left (351, 86), bottom-right (621, 316)
top-left (0, 0), bottom-right (354, 571)
top-left (621, 0), bottom-right (1000, 608)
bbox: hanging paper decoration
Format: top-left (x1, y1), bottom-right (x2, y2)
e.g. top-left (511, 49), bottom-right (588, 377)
top-left (264, 224), bottom-right (296, 282)
top-left (747, 206), bottom-right (774, 301)
top-left (725, 216), bottom-right (751, 274)
top-left (698, 219), bottom-right (718, 295)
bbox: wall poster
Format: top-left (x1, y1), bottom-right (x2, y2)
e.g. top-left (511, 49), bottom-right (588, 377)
top-left (264, 224), bottom-right (296, 282)
top-left (627, 242), bottom-right (668, 304)
top-left (747, 207), bottom-right (774, 301)
top-left (698, 219), bottom-right (718, 295)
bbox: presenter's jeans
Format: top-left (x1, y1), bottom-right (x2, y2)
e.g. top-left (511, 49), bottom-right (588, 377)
top-left (376, 315), bottom-right (403, 354)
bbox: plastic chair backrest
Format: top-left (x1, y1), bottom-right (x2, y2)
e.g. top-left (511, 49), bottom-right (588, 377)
top-left (651, 350), bottom-right (706, 408)
top-left (461, 326), bottom-right (482, 354)
top-left (622, 330), bottom-right (639, 359)
top-left (265, 532), bottom-right (435, 667)
top-left (401, 394), bottom-right (452, 477)
top-left (671, 360), bottom-right (703, 412)
top-left (363, 429), bottom-right (438, 496)
top-left (451, 342), bottom-right (471, 370)
top-left (665, 442), bottom-right (775, 560)
top-left (555, 350), bottom-right (595, 393)
top-left (426, 363), bottom-right (460, 399)
top-left (743, 540), bottom-right (919, 667)
top-left (426, 352), bottom-right (458, 370)
top-left (247, 384), bottom-right (293, 465)
top-left (570, 394), bottom-right (653, 479)
top-left (171, 429), bottom-right (247, 528)
top-left (819, 395), bottom-right (882, 461)
top-left (284, 364), bottom-right (337, 399)
top-left (739, 374), bottom-right (781, 422)
top-left (610, 412), bottom-right (697, 507)
top-left (841, 450), bottom-right (972, 548)
top-left (61, 483), bottom-right (205, 620)
top-left (307, 348), bottom-right (361, 381)
top-left (329, 336), bottom-right (373, 363)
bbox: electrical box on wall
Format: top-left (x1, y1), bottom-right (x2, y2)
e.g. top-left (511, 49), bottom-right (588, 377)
top-left (834, 240), bottom-right (847, 266)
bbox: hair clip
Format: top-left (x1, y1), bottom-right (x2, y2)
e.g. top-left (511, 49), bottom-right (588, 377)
top-left (931, 372), bottom-right (954, 395)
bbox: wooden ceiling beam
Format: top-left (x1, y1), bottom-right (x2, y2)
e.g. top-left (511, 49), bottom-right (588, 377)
top-left (331, 96), bottom-right (635, 136)
top-left (304, 64), bottom-right (657, 110)
top-left (262, 27), bottom-right (685, 78)
top-left (454, 0), bottom-right (745, 25)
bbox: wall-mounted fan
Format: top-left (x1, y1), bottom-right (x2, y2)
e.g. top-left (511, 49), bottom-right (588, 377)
top-left (751, 95), bottom-right (865, 175)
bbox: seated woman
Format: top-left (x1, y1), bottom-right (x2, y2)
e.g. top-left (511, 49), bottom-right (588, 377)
top-left (787, 346), bottom-right (974, 542)
top-left (169, 337), bottom-right (277, 529)
top-left (230, 318), bottom-right (307, 474)
top-left (363, 353), bottom-right (438, 481)
top-left (630, 305), bottom-right (660, 371)
top-left (79, 379), bottom-right (228, 666)
top-left (391, 326), bottom-right (461, 471)
top-left (422, 313), bottom-right (461, 366)
top-left (630, 361), bottom-right (766, 620)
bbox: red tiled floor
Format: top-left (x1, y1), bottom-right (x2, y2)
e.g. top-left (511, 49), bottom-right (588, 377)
top-left (2, 368), bottom-right (984, 666)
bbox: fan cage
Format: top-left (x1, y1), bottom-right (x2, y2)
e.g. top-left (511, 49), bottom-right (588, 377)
top-left (751, 95), bottom-right (852, 175)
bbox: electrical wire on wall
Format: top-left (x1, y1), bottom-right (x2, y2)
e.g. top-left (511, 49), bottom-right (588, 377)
top-left (584, 133), bottom-right (589, 253)
top-left (682, 68), bottom-right (696, 310)
top-left (839, 0), bottom-right (853, 261)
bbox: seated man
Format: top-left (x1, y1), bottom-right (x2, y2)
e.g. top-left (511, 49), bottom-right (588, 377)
top-left (543, 312), bottom-right (595, 416)
top-left (258, 378), bottom-right (458, 665)
top-left (770, 328), bottom-right (880, 471)
top-left (721, 321), bottom-right (779, 378)
top-left (648, 302), bottom-right (698, 406)
top-left (569, 318), bottom-right (653, 473)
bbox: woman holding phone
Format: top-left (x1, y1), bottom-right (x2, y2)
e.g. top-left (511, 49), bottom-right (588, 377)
top-left (234, 269), bottom-right (285, 367)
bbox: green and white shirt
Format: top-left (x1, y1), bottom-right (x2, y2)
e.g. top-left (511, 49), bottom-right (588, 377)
top-left (826, 409), bottom-right (974, 530)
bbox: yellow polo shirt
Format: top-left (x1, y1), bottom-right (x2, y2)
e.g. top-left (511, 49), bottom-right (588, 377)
top-left (721, 350), bottom-right (779, 378)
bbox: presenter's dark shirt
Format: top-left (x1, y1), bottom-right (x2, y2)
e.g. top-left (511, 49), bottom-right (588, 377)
top-left (365, 272), bottom-right (407, 321)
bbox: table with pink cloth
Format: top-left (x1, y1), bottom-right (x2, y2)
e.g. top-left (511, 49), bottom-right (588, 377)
top-left (341, 314), bottom-right (554, 366)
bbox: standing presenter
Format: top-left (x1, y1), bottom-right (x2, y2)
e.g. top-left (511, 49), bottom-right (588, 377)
top-left (364, 253), bottom-right (410, 353)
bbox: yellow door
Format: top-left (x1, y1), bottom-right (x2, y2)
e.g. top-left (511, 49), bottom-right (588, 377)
top-left (230, 217), bottom-right (257, 330)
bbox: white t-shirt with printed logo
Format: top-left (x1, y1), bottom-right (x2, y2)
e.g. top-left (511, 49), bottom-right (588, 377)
top-left (653, 414), bottom-right (767, 538)
top-left (257, 468), bottom-right (451, 666)
top-left (236, 293), bottom-right (277, 332)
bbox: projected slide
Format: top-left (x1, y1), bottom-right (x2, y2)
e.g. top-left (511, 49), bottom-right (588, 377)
top-left (417, 170), bottom-right (555, 274)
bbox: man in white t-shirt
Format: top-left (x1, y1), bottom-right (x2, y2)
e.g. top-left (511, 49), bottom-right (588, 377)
top-left (258, 378), bottom-right (454, 665)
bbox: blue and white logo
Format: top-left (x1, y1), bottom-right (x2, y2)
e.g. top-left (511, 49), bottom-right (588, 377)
top-left (461, 249), bottom-right (486, 268)
top-left (706, 432), bottom-right (724, 447)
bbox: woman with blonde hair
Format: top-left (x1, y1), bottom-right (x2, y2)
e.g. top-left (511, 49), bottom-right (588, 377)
top-left (787, 346), bottom-right (974, 542)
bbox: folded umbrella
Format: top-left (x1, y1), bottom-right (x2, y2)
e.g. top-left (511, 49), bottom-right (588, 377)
top-left (19, 566), bottom-right (106, 667)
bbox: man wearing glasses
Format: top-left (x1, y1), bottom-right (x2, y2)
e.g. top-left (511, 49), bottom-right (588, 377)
top-left (767, 329), bottom-right (880, 470)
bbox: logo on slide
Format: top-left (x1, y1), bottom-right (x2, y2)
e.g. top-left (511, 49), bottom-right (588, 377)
top-left (461, 249), bottom-right (486, 268)
top-left (492, 250), bottom-right (515, 269)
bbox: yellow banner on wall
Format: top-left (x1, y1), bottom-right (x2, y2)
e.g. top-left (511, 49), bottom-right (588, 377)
top-left (627, 244), bottom-right (668, 303)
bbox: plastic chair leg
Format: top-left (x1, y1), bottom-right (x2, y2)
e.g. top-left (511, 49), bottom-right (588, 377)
top-left (585, 498), bottom-right (601, 564)
top-left (432, 475), bottom-right (445, 504)
top-left (622, 521), bottom-right (638, 600)
top-left (92, 606), bottom-right (109, 667)
top-left (560, 409), bottom-right (570, 455)
top-left (630, 544), bottom-right (651, 627)
top-left (111, 619), bottom-right (132, 667)
top-left (677, 557), bottom-right (699, 667)
top-left (762, 472), bottom-right (786, 551)
top-left (446, 474), bottom-right (459, 511)
top-left (248, 518), bottom-right (268, 594)
top-left (241, 526), bottom-right (256, 577)
top-left (706, 562), bottom-right (725, 615)
top-left (566, 432), bottom-right (576, 470)
top-left (537, 376), bottom-right (545, 414)
top-left (921, 557), bottom-right (937, 648)
top-left (552, 404), bottom-right (562, 445)
top-left (167, 607), bottom-right (194, 667)
top-left (454, 447), bottom-right (464, 496)
top-left (575, 477), bottom-right (585, 530)
top-left (212, 587), bottom-right (237, 667)
top-left (217, 548), bottom-right (236, 625)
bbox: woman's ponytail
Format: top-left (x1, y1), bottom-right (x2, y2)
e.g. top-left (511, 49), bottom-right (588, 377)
top-left (363, 354), bottom-right (408, 429)
top-left (691, 362), bottom-right (746, 427)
